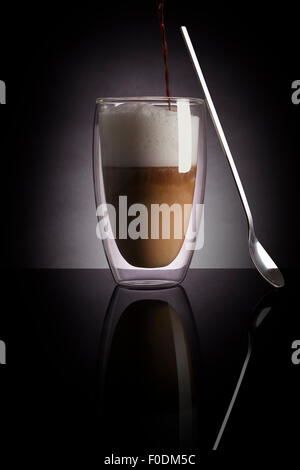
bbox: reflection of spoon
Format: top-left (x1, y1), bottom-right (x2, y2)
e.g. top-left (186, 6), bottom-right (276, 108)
top-left (212, 289), bottom-right (278, 450)
top-left (181, 26), bottom-right (285, 289)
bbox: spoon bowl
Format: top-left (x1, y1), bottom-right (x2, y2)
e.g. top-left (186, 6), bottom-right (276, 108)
top-left (249, 231), bottom-right (285, 288)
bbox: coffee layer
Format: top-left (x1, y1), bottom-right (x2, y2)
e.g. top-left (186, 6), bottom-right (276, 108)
top-left (103, 166), bottom-right (196, 268)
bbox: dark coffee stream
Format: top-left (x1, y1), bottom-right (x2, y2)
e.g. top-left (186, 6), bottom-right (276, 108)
top-left (156, 0), bottom-right (171, 108)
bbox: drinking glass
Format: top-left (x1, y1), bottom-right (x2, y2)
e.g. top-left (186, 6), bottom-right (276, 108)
top-left (93, 97), bottom-right (206, 288)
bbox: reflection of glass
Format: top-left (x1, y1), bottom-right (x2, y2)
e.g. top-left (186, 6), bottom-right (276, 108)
top-left (93, 97), bottom-right (206, 288)
top-left (98, 286), bottom-right (201, 451)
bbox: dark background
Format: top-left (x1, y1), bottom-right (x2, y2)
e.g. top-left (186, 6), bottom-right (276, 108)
top-left (0, 0), bottom-right (299, 462)
top-left (0, 1), bottom-right (299, 268)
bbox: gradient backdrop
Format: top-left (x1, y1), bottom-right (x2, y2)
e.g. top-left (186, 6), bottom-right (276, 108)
top-left (0, 1), bottom-right (298, 269)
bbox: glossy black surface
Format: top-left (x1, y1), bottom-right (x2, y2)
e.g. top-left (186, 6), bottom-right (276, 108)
top-left (0, 269), bottom-right (298, 457)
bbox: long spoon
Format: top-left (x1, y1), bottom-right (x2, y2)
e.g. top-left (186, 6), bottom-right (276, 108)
top-left (181, 26), bottom-right (284, 288)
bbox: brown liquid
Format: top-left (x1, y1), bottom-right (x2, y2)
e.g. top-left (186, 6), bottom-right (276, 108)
top-left (103, 166), bottom-right (196, 268)
top-left (156, 0), bottom-right (171, 108)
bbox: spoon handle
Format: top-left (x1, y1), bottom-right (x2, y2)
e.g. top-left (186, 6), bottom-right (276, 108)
top-left (180, 26), bottom-right (254, 231)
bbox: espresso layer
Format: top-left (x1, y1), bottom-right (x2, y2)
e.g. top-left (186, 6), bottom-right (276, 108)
top-left (103, 166), bottom-right (196, 268)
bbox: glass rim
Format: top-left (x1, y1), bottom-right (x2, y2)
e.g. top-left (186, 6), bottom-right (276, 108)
top-left (96, 96), bottom-right (205, 105)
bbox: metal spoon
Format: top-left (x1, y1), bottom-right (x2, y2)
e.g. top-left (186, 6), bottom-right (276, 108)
top-left (181, 26), bottom-right (285, 288)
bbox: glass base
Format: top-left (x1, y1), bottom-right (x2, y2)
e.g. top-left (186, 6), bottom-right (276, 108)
top-left (110, 264), bottom-right (190, 290)
top-left (117, 279), bottom-right (179, 290)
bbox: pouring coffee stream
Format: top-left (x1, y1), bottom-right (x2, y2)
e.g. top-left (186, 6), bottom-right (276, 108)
top-left (156, 0), bottom-right (171, 109)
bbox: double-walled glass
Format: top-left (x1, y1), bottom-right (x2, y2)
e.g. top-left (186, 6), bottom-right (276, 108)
top-left (93, 97), bottom-right (206, 288)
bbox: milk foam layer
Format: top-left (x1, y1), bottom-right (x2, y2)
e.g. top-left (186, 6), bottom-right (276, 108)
top-left (99, 103), bottom-right (199, 167)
